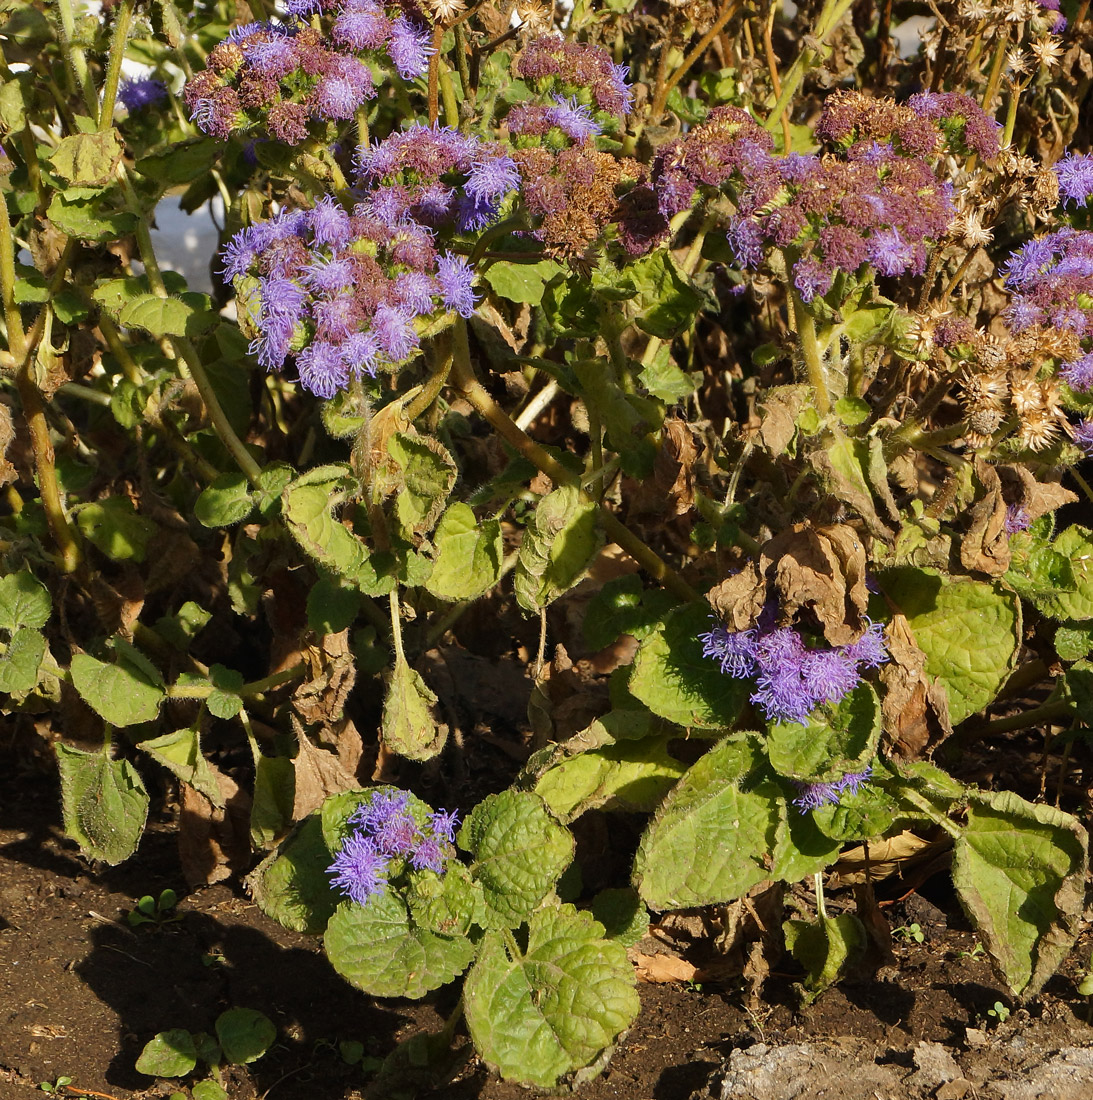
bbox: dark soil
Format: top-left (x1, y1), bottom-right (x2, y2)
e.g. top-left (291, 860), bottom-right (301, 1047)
top-left (3, 756), bottom-right (1093, 1100)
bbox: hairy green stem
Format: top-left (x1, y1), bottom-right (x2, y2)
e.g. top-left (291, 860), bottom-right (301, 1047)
top-left (967, 701), bottom-right (1073, 739)
top-left (790, 290), bottom-right (831, 415)
top-left (98, 0), bottom-right (136, 129)
top-left (453, 23), bottom-right (473, 120)
top-left (389, 588), bottom-right (405, 665)
top-left (894, 785), bottom-right (962, 840)
top-left (167, 663), bottom-right (306, 700)
top-left (439, 57), bottom-right (460, 130)
top-left (54, 0), bottom-right (98, 116)
top-left (406, 332), bottom-right (454, 421)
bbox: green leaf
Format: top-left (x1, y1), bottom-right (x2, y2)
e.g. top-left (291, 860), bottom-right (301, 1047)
top-left (75, 497), bottom-right (156, 562)
top-left (282, 465), bottom-right (392, 593)
top-left (582, 575), bottom-right (678, 650)
top-left (155, 601), bottom-right (212, 652)
top-left (207, 665), bottom-right (244, 720)
top-left (47, 189), bottom-right (138, 242)
top-left (405, 860), bottom-right (485, 937)
top-left (387, 432), bottom-right (457, 539)
top-left (514, 485), bottom-right (602, 613)
top-left (1055, 622), bottom-right (1093, 663)
top-left (307, 574), bottom-right (362, 633)
top-left (766, 684), bottom-right (881, 782)
top-left (0, 627), bottom-right (46, 693)
top-left (324, 893), bottom-right (476, 999)
top-left (834, 396), bottom-right (871, 426)
top-left (463, 903), bottom-right (640, 1088)
top-left (195, 473), bottom-right (254, 528)
top-left (118, 293), bottom-right (214, 338)
top-left (56, 743), bottom-right (150, 865)
top-left (215, 1008), bottom-right (275, 1065)
top-left (783, 915), bottom-right (866, 1003)
top-left (1028, 526), bottom-right (1093, 621)
top-left (590, 887), bottom-right (649, 947)
top-left (951, 790), bottom-right (1087, 996)
top-left (0, 568), bottom-right (52, 631)
top-left (48, 130), bottom-right (124, 186)
top-left (625, 251), bottom-right (707, 340)
top-left (425, 503), bottom-right (503, 602)
top-left (135, 137), bottom-right (221, 185)
top-left (634, 735), bottom-right (780, 910)
top-left (458, 790), bottom-right (574, 929)
top-left (247, 814), bottom-right (340, 933)
top-left (382, 658), bottom-right (445, 761)
top-left (879, 567), bottom-right (1020, 724)
top-left (250, 753), bottom-right (296, 849)
top-left (534, 736), bottom-right (686, 822)
top-left (483, 259), bottom-right (564, 305)
top-left (629, 604), bottom-right (748, 729)
top-left (70, 652), bottom-right (164, 727)
top-left (191, 1081), bottom-right (229, 1100)
top-left (138, 726), bottom-right (224, 806)
top-left (135, 1029), bottom-right (198, 1077)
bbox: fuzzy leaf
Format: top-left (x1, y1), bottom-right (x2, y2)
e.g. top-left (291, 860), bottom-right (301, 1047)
top-left (382, 658), bottom-right (445, 761)
top-left (76, 497), bottom-right (156, 561)
top-left (215, 1008), bottom-right (275, 1065)
top-left (766, 683), bottom-right (881, 782)
top-left (634, 735), bottom-right (779, 910)
top-left (425, 503), bottom-right (503, 602)
top-left (387, 432), bottom-right (457, 539)
top-left (458, 790), bottom-right (574, 929)
top-left (483, 259), bottom-right (564, 304)
top-left (951, 790), bottom-right (1087, 996)
top-left (879, 567), bottom-right (1020, 724)
top-left (138, 726), bottom-right (224, 807)
top-left (118, 293), bottom-right (213, 338)
top-left (0, 627), bottom-right (45, 693)
top-left (56, 743), bottom-right (149, 865)
top-left (514, 485), bottom-right (602, 613)
top-left (70, 652), bottom-right (164, 727)
top-left (195, 473), bottom-right (254, 527)
top-left (629, 604), bottom-right (748, 729)
top-left (0, 569), bottom-right (51, 631)
top-left (784, 914), bottom-right (866, 1003)
top-left (463, 903), bottom-right (640, 1088)
top-left (324, 893), bottom-right (476, 999)
top-left (135, 1029), bottom-right (198, 1077)
top-left (247, 815), bottom-right (340, 934)
top-left (1027, 526), bottom-right (1093, 621)
top-left (533, 736), bottom-right (686, 822)
top-left (49, 130), bottom-right (123, 186)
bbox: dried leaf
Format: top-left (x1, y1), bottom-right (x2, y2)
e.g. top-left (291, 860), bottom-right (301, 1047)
top-left (629, 951), bottom-right (698, 984)
top-left (960, 459), bottom-right (1011, 577)
top-left (878, 613), bottom-right (952, 759)
top-left (653, 419), bottom-right (699, 517)
top-left (178, 768), bottom-right (252, 886)
top-left (292, 731), bottom-right (360, 822)
top-left (997, 465), bottom-right (1077, 525)
top-left (832, 830), bottom-right (949, 884)
top-left (706, 561), bottom-right (765, 630)
top-left (756, 385), bottom-right (809, 457)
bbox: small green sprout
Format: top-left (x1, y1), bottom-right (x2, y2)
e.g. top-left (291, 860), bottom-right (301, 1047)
top-left (892, 922), bottom-right (925, 943)
top-left (127, 888), bottom-right (180, 928)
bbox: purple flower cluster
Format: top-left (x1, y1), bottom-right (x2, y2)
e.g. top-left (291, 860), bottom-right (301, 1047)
top-left (699, 616), bottom-right (889, 725)
top-left (327, 789), bottom-right (460, 906)
top-left (1060, 352), bottom-right (1093, 392)
top-left (1003, 504), bottom-right (1032, 535)
top-left (903, 92), bottom-right (1002, 161)
top-left (355, 124), bottom-right (519, 232)
top-left (224, 196), bottom-right (478, 395)
top-left (1072, 419), bottom-right (1093, 455)
top-left (514, 36), bottom-right (632, 122)
top-left (184, 7), bottom-right (431, 143)
top-left (117, 77), bottom-right (169, 112)
top-left (1055, 153), bottom-right (1093, 208)
top-left (792, 766), bottom-right (873, 812)
top-left (1001, 229), bottom-right (1093, 336)
top-left (507, 96), bottom-right (604, 147)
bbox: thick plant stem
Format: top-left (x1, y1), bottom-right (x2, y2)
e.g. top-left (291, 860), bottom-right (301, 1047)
top-left (447, 319), bottom-right (700, 602)
top-left (54, 0), bottom-right (98, 116)
top-left (122, 170), bottom-right (262, 485)
top-left (98, 0), bottom-right (136, 129)
top-left (439, 58), bottom-right (460, 130)
top-left (894, 786), bottom-right (962, 840)
top-left (790, 291), bottom-right (831, 415)
top-left (0, 194), bottom-right (80, 573)
top-left (428, 25), bottom-right (443, 125)
top-left (406, 333), bottom-right (454, 421)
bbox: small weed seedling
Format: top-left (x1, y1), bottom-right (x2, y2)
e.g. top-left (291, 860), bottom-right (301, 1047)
top-left (38, 1078), bottom-right (73, 1095)
top-left (986, 1001), bottom-right (1011, 1026)
top-left (892, 923), bottom-right (926, 944)
top-left (956, 943), bottom-right (987, 961)
top-left (127, 889), bottom-right (180, 928)
top-left (136, 1007), bottom-right (275, 1098)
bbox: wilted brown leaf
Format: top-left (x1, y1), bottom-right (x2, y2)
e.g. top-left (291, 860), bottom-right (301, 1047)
top-left (997, 464), bottom-right (1077, 525)
top-left (178, 767), bottom-right (252, 886)
top-left (960, 459), bottom-right (1011, 577)
top-left (756, 384), bottom-right (809, 457)
top-left (879, 613), bottom-right (952, 759)
top-left (707, 561), bottom-right (765, 630)
top-left (653, 418), bottom-right (699, 517)
top-left (630, 951), bottom-right (699, 984)
top-left (292, 730), bottom-right (360, 821)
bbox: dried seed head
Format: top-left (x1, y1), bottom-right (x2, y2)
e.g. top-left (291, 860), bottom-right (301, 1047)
top-left (1030, 36), bottom-right (1064, 70)
top-left (1016, 407), bottom-right (1062, 451)
top-left (966, 406), bottom-right (1004, 442)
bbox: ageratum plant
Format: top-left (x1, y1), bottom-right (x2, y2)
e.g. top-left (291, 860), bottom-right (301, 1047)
top-left (2, 0), bottom-right (1092, 1089)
